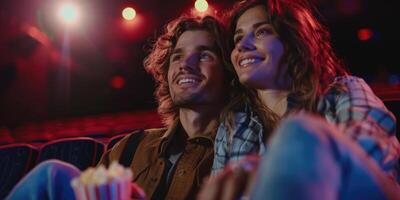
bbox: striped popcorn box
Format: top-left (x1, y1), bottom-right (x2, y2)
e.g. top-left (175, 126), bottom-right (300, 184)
top-left (71, 161), bottom-right (133, 200)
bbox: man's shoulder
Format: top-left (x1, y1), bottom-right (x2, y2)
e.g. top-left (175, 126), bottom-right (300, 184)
top-left (143, 127), bottom-right (168, 137)
top-left (117, 127), bottom-right (167, 146)
top-left (103, 127), bottom-right (168, 165)
top-left (109, 128), bottom-right (167, 148)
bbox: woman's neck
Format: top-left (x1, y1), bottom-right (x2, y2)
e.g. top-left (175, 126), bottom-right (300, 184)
top-left (257, 89), bottom-right (290, 117)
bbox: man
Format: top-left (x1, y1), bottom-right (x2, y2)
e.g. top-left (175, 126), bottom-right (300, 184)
top-left (7, 15), bottom-right (234, 200)
top-left (99, 15), bottom-right (232, 199)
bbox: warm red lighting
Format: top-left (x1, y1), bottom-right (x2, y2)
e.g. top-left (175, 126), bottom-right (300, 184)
top-left (195, 0), bottom-right (208, 13)
top-left (111, 76), bottom-right (125, 89)
top-left (122, 7), bottom-right (136, 20)
top-left (357, 28), bottom-right (373, 41)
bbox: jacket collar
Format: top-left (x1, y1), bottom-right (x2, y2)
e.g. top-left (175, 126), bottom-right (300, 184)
top-left (157, 118), bottom-right (216, 157)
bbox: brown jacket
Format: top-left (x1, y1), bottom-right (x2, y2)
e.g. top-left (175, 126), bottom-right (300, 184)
top-left (99, 120), bottom-right (216, 200)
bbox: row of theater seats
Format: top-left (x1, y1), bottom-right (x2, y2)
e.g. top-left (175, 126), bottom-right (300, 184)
top-left (0, 110), bottom-right (162, 199)
top-left (0, 134), bottom-right (129, 199)
top-left (0, 92), bottom-right (398, 198)
top-left (0, 110), bottom-right (162, 144)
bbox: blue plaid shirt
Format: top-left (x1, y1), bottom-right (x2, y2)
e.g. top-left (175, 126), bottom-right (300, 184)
top-left (212, 76), bottom-right (400, 180)
top-left (212, 106), bottom-right (264, 175)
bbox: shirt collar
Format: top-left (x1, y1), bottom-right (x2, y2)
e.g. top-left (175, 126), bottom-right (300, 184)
top-left (286, 93), bottom-right (299, 112)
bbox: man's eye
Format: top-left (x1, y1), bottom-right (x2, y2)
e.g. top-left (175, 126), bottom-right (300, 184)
top-left (171, 54), bottom-right (182, 62)
top-left (199, 52), bottom-right (213, 61)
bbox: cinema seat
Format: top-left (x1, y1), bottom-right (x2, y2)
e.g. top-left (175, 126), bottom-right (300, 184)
top-left (107, 133), bottom-right (128, 150)
top-left (37, 137), bottom-right (105, 170)
top-left (0, 144), bottom-right (39, 199)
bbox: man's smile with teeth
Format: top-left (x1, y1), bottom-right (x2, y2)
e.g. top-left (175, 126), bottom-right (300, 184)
top-left (178, 78), bottom-right (199, 85)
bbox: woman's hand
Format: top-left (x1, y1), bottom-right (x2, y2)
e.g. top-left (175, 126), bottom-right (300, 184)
top-left (197, 155), bottom-right (260, 200)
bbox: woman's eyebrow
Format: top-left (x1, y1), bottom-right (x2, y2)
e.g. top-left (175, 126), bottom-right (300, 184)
top-left (252, 21), bottom-right (270, 29)
top-left (234, 21), bottom-right (270, 37)
top-left (234, 29), bottom-right (243, 37)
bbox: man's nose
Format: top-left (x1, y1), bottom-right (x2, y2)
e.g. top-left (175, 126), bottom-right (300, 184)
top-left (179, 54), bottom-right (198, 71)
top-left (237, 34), bottom-right (256, 52)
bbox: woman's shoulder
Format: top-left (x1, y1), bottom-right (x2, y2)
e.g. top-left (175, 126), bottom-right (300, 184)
top-left (331, 75), bottom-right (369, 86)
top-left (217, 106), bottom-right (263, 137)
top-left (322, 75), bottom-right (373, 96)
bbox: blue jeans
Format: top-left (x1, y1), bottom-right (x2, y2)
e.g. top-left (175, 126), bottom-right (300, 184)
top-left (251, 114), bottom-right (399, 200)
top-left (6, 160), bottom-right (80, 200)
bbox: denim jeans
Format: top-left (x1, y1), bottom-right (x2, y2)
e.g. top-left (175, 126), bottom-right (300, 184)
top-left (6, 160), bottom-right (80, 200)
top-left (251, 114), bottom-right (399, 200)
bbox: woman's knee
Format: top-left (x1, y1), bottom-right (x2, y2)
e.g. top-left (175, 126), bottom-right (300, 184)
top-left (273, 113), bottom-right (337, 145)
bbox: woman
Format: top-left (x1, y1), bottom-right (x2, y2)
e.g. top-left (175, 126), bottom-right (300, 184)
top-left (206, 0), bottom-right (400, 199)
top-left (211, 0), bottom-right (351, 174)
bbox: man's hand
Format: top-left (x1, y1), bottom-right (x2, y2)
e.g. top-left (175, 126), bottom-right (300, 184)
top-left (131, 182), bottom-right (147, 200)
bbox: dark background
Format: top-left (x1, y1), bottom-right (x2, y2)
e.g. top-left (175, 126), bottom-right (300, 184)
top-left (1, 0), bottom-right (399, 128)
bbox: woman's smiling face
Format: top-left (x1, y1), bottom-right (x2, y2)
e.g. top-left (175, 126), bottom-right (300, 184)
top-left (231, 5), bottom-right (288, 90)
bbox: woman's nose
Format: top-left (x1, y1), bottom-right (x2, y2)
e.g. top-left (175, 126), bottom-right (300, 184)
top-left (237, 34), bottom-right (256, 52)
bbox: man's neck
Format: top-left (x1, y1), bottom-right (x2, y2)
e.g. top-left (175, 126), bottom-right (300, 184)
top-left (257, 89), bottom-right (290, 117)
top-left (178, 106), bottom-right (220, 138)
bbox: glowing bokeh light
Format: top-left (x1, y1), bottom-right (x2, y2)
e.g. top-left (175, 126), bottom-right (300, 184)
top-left (122, 7), bottom-right (136, 20)
top-left (357, 28), bottom-right (373, 41)
top-left (195, 0), bottom-right (208, 13)
top-left (58, 3), bottom-right (79, 25)
top-left (389, 74), bottom-right (400, 86)
top-left (111, 76), bottom-right (126, 89)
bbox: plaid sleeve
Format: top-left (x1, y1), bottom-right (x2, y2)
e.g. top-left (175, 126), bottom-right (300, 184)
top-left (212, 109), bottom-right (264, 175)
top-left (318, 76), bottom-right (400, 177)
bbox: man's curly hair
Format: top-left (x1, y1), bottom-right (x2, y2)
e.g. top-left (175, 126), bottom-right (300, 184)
top-left (144, 15), bottom-right (234, 126)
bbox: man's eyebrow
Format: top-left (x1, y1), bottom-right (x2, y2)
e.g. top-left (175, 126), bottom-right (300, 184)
top-left (234, 21), bottom-right (270, 36)
top-left (196, 45), bottom-right (218, 53)
top-left (171, 45), bottom-right (218, 55)
top-left (171, 48), bottom-right (183, 55)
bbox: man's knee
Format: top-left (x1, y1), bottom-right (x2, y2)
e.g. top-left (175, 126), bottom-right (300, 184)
top-left (35, 160), bottom-right (81, 179)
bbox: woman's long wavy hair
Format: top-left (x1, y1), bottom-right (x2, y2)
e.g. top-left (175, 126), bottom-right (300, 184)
top-left (222, 0), bottom-right (349, 141)
top-left (144, 15), bottom-right (235, 127)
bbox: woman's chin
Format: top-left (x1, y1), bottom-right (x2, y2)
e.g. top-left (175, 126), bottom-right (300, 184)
top-left (238, 75), bottom-right (251, 86)
top-left (239, 76), bottom-right (262, 89)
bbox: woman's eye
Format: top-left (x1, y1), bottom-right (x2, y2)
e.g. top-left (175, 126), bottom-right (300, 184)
top-left (199, 52), bottom-right (213, 62)
top-left (255, 27), bottom-right (272, 38)
top-left (234, 35), bottom-right (243, 45)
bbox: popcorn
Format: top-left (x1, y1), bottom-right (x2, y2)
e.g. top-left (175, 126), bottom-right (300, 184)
top-left (71, 161), bottom-right (134, 200)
